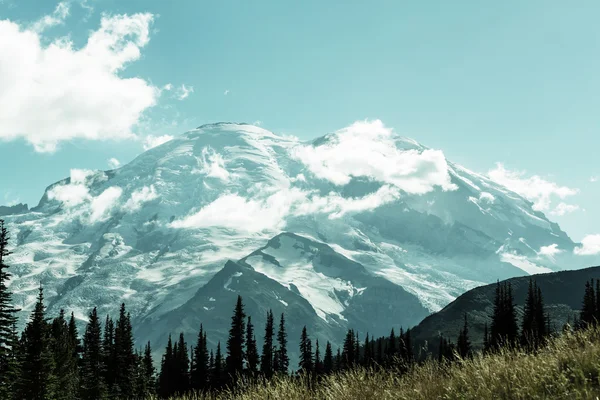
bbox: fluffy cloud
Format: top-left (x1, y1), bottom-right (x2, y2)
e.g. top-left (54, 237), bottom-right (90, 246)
top-left (123, 185), bottom-right (158, 211)
top-left (196, 147), bottom-right (229, 181)
top-left (574, 234), bottom-right (600, 256)
top-left (591, 176), bottom-right (598, 183)
top-left (550, 202), bottom-right (580, 216)
top-left (90, 187), bottom-right (122, 222)
top-left (538, 244), bottom-right (563, 257)
top-left (176, 84), bottom-right (194, 100)
top-left (292, 120), bottom-right (457, 194)
top-left (488, 163), bottom-right (578, 212)
top-left (47, 169), bottom-right (95, 206)
top-left (108, 158), bottom-right (121, 169)
top-left (0, 11), bottom-right (158, 152)
top-left (143, 135), bottom-right (174, 150)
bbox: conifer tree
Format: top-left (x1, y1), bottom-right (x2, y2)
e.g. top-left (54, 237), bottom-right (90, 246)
top-left (245, 317), bottom-right (259, 375)
top-left (80, 307), bottom-right (106, 400)
top-left (0, 220), bottom-right (19, 399)
top-left (276, 313), bottom-right (289, 374)
top-left (314, 339), bottom-right (323, 374)
top-left (363, 334), bottom-right (371, 367)
top-left (298, 326), bottom-right (313, 374)
top-left (376, 337), bottom-right (383, 366)
top-left (456, 313), bottom-right (471, 358)
top-left (226, 296), bottom-right (246, 380)
top-left (335, 348), bottom-right (341, 372)
top-left (260, 310), bottom-right (274, 377)
top-left (212, 342), bottom-right (224, 390)
top-left (175, 333), bottom-right (189, 394)
top-left (102, 316), bottom-right (117, 396)
top-left (354, 331), bottom-right (360, 366)
top-left (114, 304), bottom-right (135, 398)
top-left (341, 329), bottom-right (355, 369)
top-left (505, 282), bottom-right (519, 343)
top-left (17, 285), bottom-right (56, 400)
top-left (191, 325), bottom-right (209, 391)
top-left (323, 341), bottom-right (333, 374)
top-left (158, 335), bottom-right (174, 398)
top-left (581, 280), bottom-right (597, 327)
top-left (404, 328), bottom-right (413, 364)
top-left (141, 342), bottom-right (155, 397)
top-left (51, 309), bottom-right (79, 400)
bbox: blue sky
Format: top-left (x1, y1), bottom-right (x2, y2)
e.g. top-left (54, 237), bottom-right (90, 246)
top-left (0, 0), bottom-right (598, 244)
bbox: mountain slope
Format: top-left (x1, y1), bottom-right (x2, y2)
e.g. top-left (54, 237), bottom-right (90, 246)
top-left (2, 121), bottom-right (594, 352)
top-left (411, 265), bottom-right (600, 353)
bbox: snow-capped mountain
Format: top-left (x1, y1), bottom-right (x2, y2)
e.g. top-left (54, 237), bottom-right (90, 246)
top-left (2, 121), bottom-right (590, 354)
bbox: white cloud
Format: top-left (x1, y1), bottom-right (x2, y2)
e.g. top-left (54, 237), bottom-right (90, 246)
top-left (0, 12), bottom-right (158, 152)
top-left (479, 192), bottom-right (495, 203)
top-left (538, 244), bottom-right (563, 257)
top-left (591, 176), bottom-right (598, 183)
top-left (107, 158), bottom-right (121, 169)
top-left (550, 202), bottom-right (580, 216)
top-left (176, 84), bottom-right (194, 100)
top-left (196, 147), bottom-right (229, 181)
top-left (487, 163), bottom-right (578, 212)
top-left (143, 134), bottom-right (174, 150)
top-left (123, 185), bottom-right (157, 211)
top-left (292, 120), bottom-right (457, 194)
top-left (89, 187), bottom-right (122, 222)
top-left (31, 2), bottom-right (70, 32)
top-left (224, 89), bottom-right (230, 95)
top-left (574, 234), bottom-right (600, 256)
top-left (162, 83), bottom-right (173, 91)
top-left (47, 169), bottom-right (94, 206)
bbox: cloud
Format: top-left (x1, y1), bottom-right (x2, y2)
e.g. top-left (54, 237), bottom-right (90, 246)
top-left (591, 176), bottom-right (598, 183)
top-left (292, 120), bottom-right (457, 194)
top-left (176, 84), bottom-right (194, 100)
top-left (89, 186), bottom-right (122, 222)
top-left (574, 234), bottom-right (600, 256)
top-left (123, 185), bottom-right (157, 211)
top-left (0, 12), bottom-right (158, 152)
top-left (143, 134), bottom-right (174, 150)
top-left (107, 158), bottom-right (121, 169)
top-left (549, 202), bottom-right (580, 216)
top-left (31, 2), bottom-right (70, 32)
top-left (196, 147), bottom-right (229, 181)
top-left (479, 192), bottom-right (495, 203)
top-left (487, 163), bottom-right (578, 212)
top-left (224, 89), bottom-right (230, 95)
top-left (47, 169), bottom-right (94, 206)
top-left (538, 243), bottom-right (563, 257)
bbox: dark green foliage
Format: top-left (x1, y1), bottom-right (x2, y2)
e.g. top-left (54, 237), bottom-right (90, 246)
top-left (158, 335), bottom-right (174, 398)
top-left (521, 279), bottom-right (549, 348)
top-left (341, 329), bottom-right (355, 369)
top-left (581, 279), bottom-right (597, 327)
top-left (245, 317), bottom-right (259, 375)
top-left (323, 341), bottom-right (333, 374)
top-left (260, 310), bottom-right (274, 377)
top-left (275, 313), bottom-right (289, 374)
top-left (456, 313), bottom-right (471, 358)
top-left (174, 333), bottom-right (189, 393)
top-left (113, 303), bottom-right (135, 398)
top-left (101, 316), bottom-right (116, 396)
top-left (314, 339), bottom-right (323, 375)
top-left (51, 309), bottom-right (79, 400)
top-left (0, 221), bottom-right (19, 399)
top-left (298, 326), bottom-right (313, 374)
top-left (489, 281), bottom-right (519, 349)
top-left (191, 325), bottom-right (209, 391)
top-left (212, 342), bottom-right (224, 390)
top-left (226, 295), bottom-right (246, 380)
top-left (80, 307), bottom-right (106, 400)
top-left (16, 285), bottom-right (57, 400)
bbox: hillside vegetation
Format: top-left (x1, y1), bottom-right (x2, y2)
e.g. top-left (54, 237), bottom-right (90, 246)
top-left (163, 325), bottom-right (600, 400)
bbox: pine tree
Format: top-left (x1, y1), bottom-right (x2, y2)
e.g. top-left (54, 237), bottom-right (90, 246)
top-left (191, 325), bottom-right (209, 391)
top-left (323, 341), bottom-right (333, 374)
top-left (314, 339), bottom-right (323, 375)
top-left (0, 220), bottom-right (19, 399)
top-left (490, 281), bottom-right (519, 349)
top-left (335, 348), bottom-right (341, 372)
top-left (102, 316), bottom-right (117, 397)
top-left (212, 342), bottom-right (224, 390)
top-left (387, 328), bottom-right (396, 365)
top-left (51, 309), bottom-right (79, 400)
top-left (276, 313), bottom-right (289, 374)
top-left (363, 334), bottom-right (371, 367)
top-left (354, 331), bottom-right (360, 366)
top-left (260, 310), bottom-right (274, 377)
top-left (341, 329), bottom-right (355, 369)
top-left (505, 282), bottom-right (519, 345)
top-left (141, 342), bottom-right (155, 397)
top-left (404, 329), bottom-right (413, 363)
top-left (114, 304), bottom-right (135, 398)
top-left (456, 313), bottom-right (471, 358)
top-left (581, 280), bottom-right (597, 327)
top-left (80, 307), bottom-right (106, 400)
top-left (226, 295), bottom-right (246, 381)
top-left (16, 285), bottom-right (57, 400)
top-left (298, 326), bottom-right (313, 374)
top-left (175, 333), bottom-right (189, 394)
top-left (535, 285), bottom-right (548, 341)
top-left (245, 317), bottom-right (259, 375)
top-left (158, 335), bottom-right (174, 398)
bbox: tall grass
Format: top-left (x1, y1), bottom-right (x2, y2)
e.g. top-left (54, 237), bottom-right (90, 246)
top-left (158, 326), bottom-right (600, 400)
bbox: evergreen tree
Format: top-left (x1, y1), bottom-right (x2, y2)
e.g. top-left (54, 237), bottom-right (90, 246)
top-left (376, 337), bottom-right (383, 366)
top-left (314, 339), bottom-right (323, 375)
top-left (363, 334), bottom-right (370, 367)
top-left (335, 348), bottom-right (341, 372)
top-left (16, 285), bottom-right (56, 400)
top-left (226, 295), bottom-right (246, 380)
top-left (490, 281), bottom-right (519, 349)
top-left (175, 333), bottom-right (189, 394)
top-left (298, 326), bottom-right (313, 374)
top-left (276, 313), bottom-right (289, 374)
top-left (212, 342), bottom-right (224, 390)
top-left (140, 342), bottom-right (155, 398)
top-left (404, 329), bottom-right (413, 364)
top-left (260, 310), bottom-right (274, 377)
top-left (80, 307), bottom-right (106, 400)
top-left (51, 310), bottom-right (79, 400)
top-left (113, 304), bottom-right (135, 398)
top-left (323, 341), bottom-right (333, 374)
top-left (0, 220), bottom-right (19, 399)
top-left (191, 325), bottom-right (209, 391)
top-left (456, 313), bottom-right (471, 358)
top-left (158, 335), bottom-right (174, 398)
top-left (102, 316), bottom-right (117, 396)
top-left (341, 329), bottom-right (355, 369)
top-left (354, 331), bottom-right (360, 366)
top-left (245, 317), bottom-right (259, 375)
top-left (581, 279), bottom-right (597, 327)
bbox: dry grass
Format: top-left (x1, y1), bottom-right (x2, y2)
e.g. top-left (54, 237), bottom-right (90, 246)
top-left (158, 326), bottom-right (600, 400)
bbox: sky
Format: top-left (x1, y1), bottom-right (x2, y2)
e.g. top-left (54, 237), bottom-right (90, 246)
top-left (0, 0), bottom-right (598, 246)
